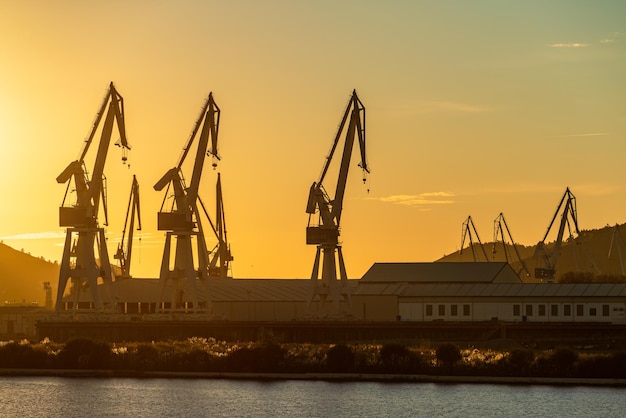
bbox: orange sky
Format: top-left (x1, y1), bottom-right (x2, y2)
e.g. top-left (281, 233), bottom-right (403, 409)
top-left (1, 1), bottom-right (626, 280)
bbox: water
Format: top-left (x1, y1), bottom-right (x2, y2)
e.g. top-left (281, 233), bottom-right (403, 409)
top-left (0, 377), bottom-right (625, 417)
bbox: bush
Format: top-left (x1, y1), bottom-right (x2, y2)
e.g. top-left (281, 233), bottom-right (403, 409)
top-left (503, 349), bottom-right (535, 376)
top-left (379, 344), bottom-right (423, 373)
top-left (227, 342), bottom-right (286, 373)
top-left (0, 342), bottom-right (48, 368)
top-left (436, 344), bottom-right (461, 368)
top-left (326, 344), bottom-right (354, 373)
top-left (57, 338), bottom-right (111, 369)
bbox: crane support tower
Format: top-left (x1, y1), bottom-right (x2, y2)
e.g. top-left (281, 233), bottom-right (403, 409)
top-left (459, 216), bottom-right (489, 262)
top-left (492, 213), bottom-right (530, 277)
top-left (154, 92), bottom-right (223, 312)
top-left (113, 175), bottom-right (141, 280)
top-left (55, 82), bottom-right (131, 312)
top-left (534, 187), bottom-right (600, 282)
top-left (306, 90), bottom-right (369, 315)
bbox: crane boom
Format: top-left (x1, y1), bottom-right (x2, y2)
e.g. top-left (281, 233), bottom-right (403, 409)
top-left (306, 90), bottom-right (370, 315)
top-left (55, 82), bottom-right (131, 312)
top-left (154, 92), bottom-right (224, 312)
top-left (114, 175), bottom-right (141, 279)
top-left (534, 188), bottom-right (600, 282)
top-left (492, 213), bottom-right (530, 277)
top-left (459, 216), bottom-right (489, 262)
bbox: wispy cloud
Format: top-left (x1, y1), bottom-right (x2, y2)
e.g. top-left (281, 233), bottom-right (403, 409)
top-left (385, 99), bottom-right (490, 117)
top-left (601, 32), bottom-right (624, 44)
top-left (369, 192), bottom-right (455, 206)
top-left (559, 132), bottom-right (609, 138)
top-left (0, 231), bottom-right (66, 240)
top-left (548, 43), bottom-right (590, 48)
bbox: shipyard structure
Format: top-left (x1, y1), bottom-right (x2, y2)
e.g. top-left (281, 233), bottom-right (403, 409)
top-left (35, 83), bottom-right (626, 345)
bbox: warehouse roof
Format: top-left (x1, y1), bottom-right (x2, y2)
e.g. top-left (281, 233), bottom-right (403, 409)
top-left (353, 282), bottom-right (626, 298)
top-left (360, 262), bottom-right (522, 284)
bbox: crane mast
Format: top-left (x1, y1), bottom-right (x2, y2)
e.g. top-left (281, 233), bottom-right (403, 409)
top-left (154, 92), bottom-right (222, 312)
top-left (459, 216), bottom-right (489, 262)
top-left (534, 187), bottom-right (600, 282)
top-left (55, 82), bottom-right (130, 312)
top-left (492, 213), bottom-right (530, 277)
top-left (306, 90), bottom-right (369, 314)
top-left (114, 175), bottom-right (141, 280)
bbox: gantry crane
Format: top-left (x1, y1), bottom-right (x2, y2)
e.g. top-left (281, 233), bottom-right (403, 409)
top-left (305, 90), bottom-right (369, 314)
top-left (154, 92), bottom-right (221, 312)
top-left (113, 175), bottom-right (141, 280)
top-left (534, 187), bottom-right (600, 282)
top-left (55, 82), bottom-right (130, 312)
top-left (492, 213), bottom-right (530, 277)
top-left (459, 216), bottom-right (489, 262)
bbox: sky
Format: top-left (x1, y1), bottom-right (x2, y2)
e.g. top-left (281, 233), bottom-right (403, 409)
top-left (1, 1), bottom-right (625, 281)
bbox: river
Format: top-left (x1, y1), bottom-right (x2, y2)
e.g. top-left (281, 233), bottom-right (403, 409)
top-left (1, 377), bottom-right (625, 417)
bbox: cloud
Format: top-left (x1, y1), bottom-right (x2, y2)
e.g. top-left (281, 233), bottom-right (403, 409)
top-left (560, 132), bottom-right (609, 138)
top-left (601, 32), bottom-right (624, 44)
top-left (0, 231), bottom-right (66, 240)
top-left (369, 192), bottom-right (455, 206)
top-left (385, 99), bottom-right (490, 117)
top-left (547, 43), bottom-right (590, 48)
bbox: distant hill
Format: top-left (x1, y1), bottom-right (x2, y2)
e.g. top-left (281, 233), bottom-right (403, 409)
top-left (0, 242), bottom-right (59, 306)
top-left (437, 223), bottom-right (626, 283)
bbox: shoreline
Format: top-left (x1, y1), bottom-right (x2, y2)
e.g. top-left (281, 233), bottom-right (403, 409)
top-left (1, 369), bottom-right (626, 386)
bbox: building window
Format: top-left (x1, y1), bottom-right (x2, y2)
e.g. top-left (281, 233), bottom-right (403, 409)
top-left (590, 308), bottom-right (597, 316)
top-left (538, 305), bottom-right (546, 316)
top-left (551, 304), bottom-right (558, 316)
top-left (451, 305), bottom-right (458, 316)
top-left (513, 304), bottom-right (521, 316)
top-left (603, 305), bottom-right (609, 316)
top-left (463, 304), bottom-right (470, 316)
top-left (426, 305), bottom-right (433, 316)
top-left (438, 304), bottom-right (446, 316)
top-left (576, 304), bottom-right (584, 316)
top-left (564, 304), bottom-right (571, 316)
top-left (525, 305), bottom-right (533, 316)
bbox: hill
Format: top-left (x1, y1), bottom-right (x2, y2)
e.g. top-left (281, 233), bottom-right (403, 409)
top-left (437, 223), bottom-right (626, 282)
top-left (0, 242), bottom-right (59, 306)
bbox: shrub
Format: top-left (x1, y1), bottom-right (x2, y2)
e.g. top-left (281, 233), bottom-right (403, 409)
top-left (0, 342), bottom-right (48, 368)
top-left (379, 343), bottom-right (423, 373)
top-left (436, 344), bottom-right (461, 368)
top-left (57, 338), bottom-right (111, 369)
top-left (503, 349), bottom-right (535, 376)
top-left (326, 344), bottom-right (354, 373)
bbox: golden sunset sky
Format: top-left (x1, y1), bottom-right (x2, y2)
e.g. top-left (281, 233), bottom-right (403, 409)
top-left (1, 1), bottom-right (625, 280)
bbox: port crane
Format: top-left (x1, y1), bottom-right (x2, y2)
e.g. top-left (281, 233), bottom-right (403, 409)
top-left (198, 173), bottom-right (233, 278)
top-left (492, 213), bottom-right (530, 277)
top-left (305, 90), bottom-right (369, 313)
top-left (113, 175), bottom-right (141, 280)
top-left (608, 224), bottom-right (626, 276)
top-left (55, 82), bottom-right (130, 312)
top-left (459, 216), bottom-right (489, 262)
top-left (154, 92), bottom-right (222, 312)
top-left (534, 187), bottom-right (600, 282)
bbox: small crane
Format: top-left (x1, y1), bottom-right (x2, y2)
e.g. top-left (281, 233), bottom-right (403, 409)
top-left (459, 216), bottom-right (489, 262)
top-left (305, 90), bottom-right (369, 314)
top-left (113, 175), bottom-right (141, 280)
top-left (608, 224), bottom-right (626, 276)
top-left (154, 92), bottom-right (221, 312)
top-left (198, 173), bottom-right (233, 278)
top-left (492, 213), bottom-right (530, 277)
top-left (55, 82), bottom-right (130, 312)
top-left (534, 187), bottom-right (600, 282)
